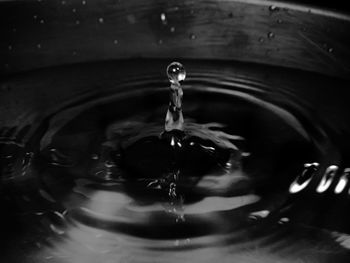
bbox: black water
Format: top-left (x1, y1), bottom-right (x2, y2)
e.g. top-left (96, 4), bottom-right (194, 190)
top-left (1, 59), bottom-right (350, 262)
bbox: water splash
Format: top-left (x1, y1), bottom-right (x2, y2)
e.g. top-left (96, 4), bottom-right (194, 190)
top-left (164, 62), bottom-right (186, 132)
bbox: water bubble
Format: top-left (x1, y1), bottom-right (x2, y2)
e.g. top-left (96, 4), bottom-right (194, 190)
top-left (160, 13), bottom-right (167, 25)
top-left (166, 62), bottom-right (186, 83)
top-left (267, 32), bottom-right (275, 39)
top-left (98, 17), bottom-right (104, 23)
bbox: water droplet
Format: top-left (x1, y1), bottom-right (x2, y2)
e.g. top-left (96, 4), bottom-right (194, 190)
top-left (82, 0), bottom-right (86, 5)
top-left (335, 168), bottom-right (350, 194)
top-left (40, 19), bottom-right (45, 24)
top-left (170, 26), bottom-right (175, 33)
top-left (317, 165), bottom-right (338, 193)
top-left (37, 44), bottom-right (42, 49)
top-left (269, 5), bottom-right (279, 12)
top-left (33, 15), bottom-right (38, 20)
top-left (91, 154), bottom-right (99, 160)
top-left (166, 62), bottom-right (186, 83)
top-left (39, 189), bottom-right (56, 203)
top-left (113, 39), bottom-right (118, 44)
top-left (76, 20), bottom-right (80, 25)
top-left (278, 217), bottom-right (290, 224)
top-left (190, 34), bottom-right (196, 40)
top-left (61, 0), bottom-right (66, 5)
top-left (289, 162), bottom-right (319, 194)
top-left (104, 160), bottom-right (115, 168)
top-left (328, 47), bottom-right (334, 53)
top-left (160, 13), bottom-right (167, 25)
top-left (248, 210), bottom-right (270, 220)
top-left (267, 32), bottom-right (275, 39)
top-left (72, 8), bottom-right (77, 13)
top-left (50, 224), bottom-right (65, 235)
top-left (98, 17), bottom-right (104, 23)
